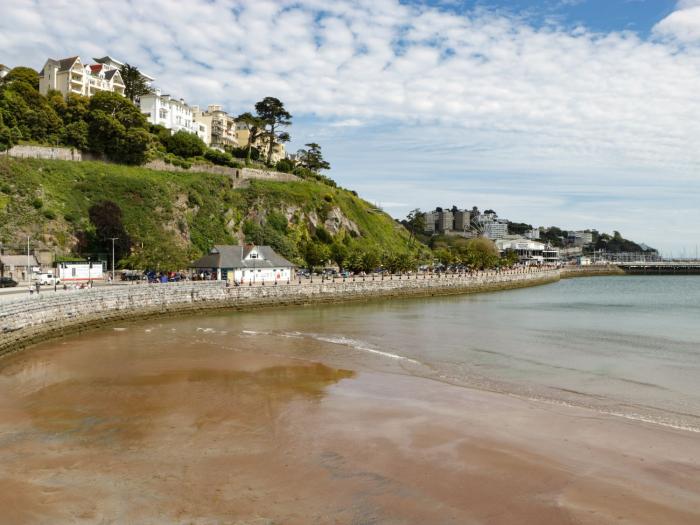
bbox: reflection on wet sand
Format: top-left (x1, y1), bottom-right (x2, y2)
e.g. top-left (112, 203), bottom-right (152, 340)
top-left (0, 319), bottom-right (699, 524)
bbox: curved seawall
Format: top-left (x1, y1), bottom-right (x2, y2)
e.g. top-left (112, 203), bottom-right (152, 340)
top-left (0, 269), bottom-right (559, 357)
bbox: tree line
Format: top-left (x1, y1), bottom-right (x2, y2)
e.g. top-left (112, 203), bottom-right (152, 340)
top-left (0, 64), bottom-right (333, 181)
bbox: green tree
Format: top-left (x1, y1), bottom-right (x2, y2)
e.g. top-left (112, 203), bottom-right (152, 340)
top-left (119, 63), bottom-right (152, 102)
top-left (405, 208), bottom-right (425, 245)
top-left (88, 91), bottom-right (147, 129)
top-left (87, 200), bottom-right (132, 261)
top-left (2, 67), bottom-right (39, 89)
top-left (236, 111), bottom-right (266, 165)
top-left (254, 97), bottom-right (292, 165)
top-left (330, 242), bottom-right (349, 269)
top-left (275, 158), bottom-right (294, 173)
top-left (118, 128), bottom-right (151, 165)
top-left (62, 120), bottom-right (89, 150)
top-left (0, 81), bottom-right (62, 143)
top-left (296, 142), bottom-right (330, 172)
top-left (165, 130), bottom-right (206, 158)
top-left (303, 241), bottom-right (330, 270)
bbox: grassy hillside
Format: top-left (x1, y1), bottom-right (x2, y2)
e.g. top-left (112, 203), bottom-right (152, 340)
top-left (0, 158), bottom-right (418, 270)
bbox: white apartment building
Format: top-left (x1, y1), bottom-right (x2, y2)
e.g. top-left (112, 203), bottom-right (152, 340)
top-left (140, 89), bottom-right (207, 142)
top-left (483, 221), bottom-right (508, 240)
top-left (525, 228), bottom-right (541, 240)
top-left (39, 56), bottom-right (123, 97)
top-left (0, 65), bottom-right (10, 79)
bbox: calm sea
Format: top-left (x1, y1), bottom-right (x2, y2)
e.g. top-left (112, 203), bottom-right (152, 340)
top-left (11, 276), bottom-right (700, 432)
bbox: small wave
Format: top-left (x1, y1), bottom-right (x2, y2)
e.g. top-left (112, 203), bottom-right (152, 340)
top-left (196, 327), bottom-right (216, 333)
top-left (312, 335), bottom-right (421, 365)
top-left (511, 393), bottom-right (700, 434)
top-left (113, 327), bottom-right (127, 332)
top-left (241, 329), bottom-right (269, 336)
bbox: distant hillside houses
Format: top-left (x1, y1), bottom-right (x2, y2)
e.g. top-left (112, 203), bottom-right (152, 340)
top-left (36, 54), bottom-right (286, 161)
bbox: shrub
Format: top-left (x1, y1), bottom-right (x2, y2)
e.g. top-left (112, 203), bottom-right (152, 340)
top-left (275, 158), bottom-right (294, 173)
top-left (164, 130), bottom-right (206, 158)
top-left (31, 197), bottom-right (43, 209)
top-left (204, 149), bottom-right (237, 167)
top-left (42, 209), bottom-right (57, 219)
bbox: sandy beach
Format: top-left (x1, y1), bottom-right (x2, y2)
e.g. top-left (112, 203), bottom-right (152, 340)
top-left (1, 322), bottom-right (699, 525)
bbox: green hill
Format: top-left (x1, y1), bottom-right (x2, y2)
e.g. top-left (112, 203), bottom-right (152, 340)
top-left (0, 158), bottom-right (419, 271)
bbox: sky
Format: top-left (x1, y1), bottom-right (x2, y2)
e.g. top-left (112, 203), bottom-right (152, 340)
top-left (1, 0), bottom-right (699, 254)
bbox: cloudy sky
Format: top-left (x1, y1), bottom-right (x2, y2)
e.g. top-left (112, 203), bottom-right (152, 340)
top-left (2, 0), bottom-right (699, 254)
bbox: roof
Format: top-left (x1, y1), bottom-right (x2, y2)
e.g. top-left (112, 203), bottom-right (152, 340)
top-left (190, 245), bottom-right (295, 269)
top-left (93, 55), bottom-right (124, 67)
top-left (94, 55), bottom-right (155, 81)
top-left (56, 56), bottom-right (80, 71)
top-left (39, 56), bottom-right (80, 77)
top-left (0, 255), bottom-right (38, 267)
top-left (104, 69), bottom-right (121, 81)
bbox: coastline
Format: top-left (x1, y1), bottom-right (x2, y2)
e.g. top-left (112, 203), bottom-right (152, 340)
top-left (0, 269), bottom-right (559, 358)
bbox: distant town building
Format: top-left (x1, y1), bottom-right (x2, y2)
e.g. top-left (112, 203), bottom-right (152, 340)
top-left (56, 261), bottom-right (104, 281)
top-left (525, 228), bottom-right (540, 240)
top-left (193, 105), bottom-right (239, 150)
top-left (496, 239), bottom-right (559, 265)
top-left (139, 89), bottom-right (207, 142)
top-left (190, 245), bottom-right (295, 283)
top-left (37, 55), bottom-right (145, 98)
top-left (567, 230), bottom-right (594, 246)
top-left (235, 121), bottom-right (286, 163)
top-left (482, 221), bottom-right (508, 240)
top-left (0, 254), bottom-right (39, 280)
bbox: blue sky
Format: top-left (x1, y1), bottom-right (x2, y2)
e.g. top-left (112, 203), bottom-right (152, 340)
top-left (1, 0), bottom-right (699, 254)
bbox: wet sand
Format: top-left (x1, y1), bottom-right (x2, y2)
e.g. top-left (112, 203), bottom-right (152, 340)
top-left (1, 326), bottom-right (699, 524)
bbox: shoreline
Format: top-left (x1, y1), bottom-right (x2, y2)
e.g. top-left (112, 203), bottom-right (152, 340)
top-left (1, 327), bottom-right (698, 524)
top-left (0, 269), bottom-right (559, 358)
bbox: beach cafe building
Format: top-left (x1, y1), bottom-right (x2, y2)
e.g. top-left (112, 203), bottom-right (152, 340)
top-left (496, 239), bottom-right (548, 265)
top-left (190, 245), bottom-right (295, 284)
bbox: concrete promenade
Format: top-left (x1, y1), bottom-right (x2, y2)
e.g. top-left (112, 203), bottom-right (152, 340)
top-left (0, 268), bottom-right (559, 357)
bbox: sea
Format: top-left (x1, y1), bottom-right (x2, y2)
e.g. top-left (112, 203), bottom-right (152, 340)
top-left (6, 275), bottom-right (700, 432)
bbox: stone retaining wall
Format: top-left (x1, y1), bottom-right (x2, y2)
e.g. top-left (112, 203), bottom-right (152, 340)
top-left (143, 160), bottom-right (297, 183)
top-left (560, 265), bottom-right (625, 278)
top-left (0, 270), bottom-right (560, 357)
top-left (4, 144), bottom-right (82, 161)
top-left (4, 146), bottom-right (297, 184)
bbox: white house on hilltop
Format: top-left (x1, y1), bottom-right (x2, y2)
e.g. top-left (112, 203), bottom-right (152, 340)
top-left (38, 55), bottom-right (154, 98)
top-left (139, 89), bottom-right (208, 142)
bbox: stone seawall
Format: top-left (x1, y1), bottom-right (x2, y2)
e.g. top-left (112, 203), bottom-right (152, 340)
top-left (0, 270), bottom-right (559, 357)
top-left (560, 265), bottom-right (625, 278)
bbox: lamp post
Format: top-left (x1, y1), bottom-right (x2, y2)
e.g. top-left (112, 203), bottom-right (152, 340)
top-left (87, 256), bottom-right (91, 287)
top-left (109, 237), bottom-right (119, 283)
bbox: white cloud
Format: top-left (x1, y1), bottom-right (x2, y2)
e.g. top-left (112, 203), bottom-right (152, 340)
top-left (2, 0), bottom-right (700, 252)
top-left (654, 2), bottom-right (700, 43)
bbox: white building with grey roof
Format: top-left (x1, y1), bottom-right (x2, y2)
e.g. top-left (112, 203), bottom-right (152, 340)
top-left (190, 245), bottom-right (295, 284)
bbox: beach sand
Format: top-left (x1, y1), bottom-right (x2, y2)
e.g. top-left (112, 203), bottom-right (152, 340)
top-left (0, 334), bottom-right (699, 524)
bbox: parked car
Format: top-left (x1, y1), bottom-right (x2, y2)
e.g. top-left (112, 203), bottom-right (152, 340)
top-left (0, 277), bottom-right (18, 288)
top-left (35, 273), bottom-right (60, 285)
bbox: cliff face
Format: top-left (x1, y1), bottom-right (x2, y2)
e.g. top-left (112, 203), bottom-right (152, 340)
top-left (0, 158), bottom-right (413, 268)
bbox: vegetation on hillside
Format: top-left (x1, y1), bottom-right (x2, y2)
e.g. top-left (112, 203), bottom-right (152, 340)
top-left (0, 158), bottom-right (423, 271)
